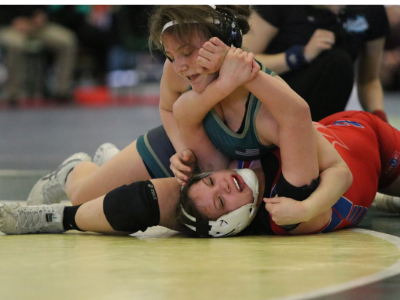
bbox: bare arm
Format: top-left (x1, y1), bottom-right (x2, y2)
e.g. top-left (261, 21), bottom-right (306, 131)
top-left (244, 71), bottom-right (319, 186)
top-left (173, 49), bottom-right (259, 172)
top-left (265, 126), bottom-right (352, 231)
top-left (243, 12), bottom-right (289, 74)
top-left (159, 60), bottom-right (191, 153)
top-left (244, 12), bottom-right (335, 75)
top-left (357, 38), bottom-right (386, 113)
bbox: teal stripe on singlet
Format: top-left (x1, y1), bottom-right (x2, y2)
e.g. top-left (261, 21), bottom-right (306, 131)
top-left (202, 62), bottom-right (277, 161)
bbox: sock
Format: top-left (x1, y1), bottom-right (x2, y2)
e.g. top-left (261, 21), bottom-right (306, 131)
top-left (63, 205), bottom-right (83, 231)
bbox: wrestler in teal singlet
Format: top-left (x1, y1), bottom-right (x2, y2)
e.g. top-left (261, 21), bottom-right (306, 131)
top-left (137, 62), bottom-right (277, 177)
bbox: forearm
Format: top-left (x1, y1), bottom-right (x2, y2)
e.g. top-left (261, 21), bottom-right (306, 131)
top-left (173, 82), bottom-right (230, 127)
top-left (254, 53), bottom-right (290, 74)
top-left (160, 108), bottom-right (187, 152)
top-left (244, 71), bottom-right (309, 122)
top-left (357, 78), bottom-right (384, 112)
top-left (177, 121), bottom-right (231, 172)
top-left (301, 164), bottom-right (352, 222)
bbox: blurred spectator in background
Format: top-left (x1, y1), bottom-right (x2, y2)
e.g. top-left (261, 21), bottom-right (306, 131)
top-left (244, 5), bottom-right (390, 122)
top-left (107, 5), bottom-right (162, 89)
top-left (0, 5), bottom-right (77, 103)
top-left (380, 5), bottom-right (400, 91)
top-left (49, 5), bottom-right (160, 91)
top-left (47, 5), bottom-right (113, 85)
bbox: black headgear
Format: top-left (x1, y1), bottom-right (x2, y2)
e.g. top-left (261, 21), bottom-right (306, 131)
top-left (211, 8), bottom-right (242, 48)
top-left (160, 7), bottom-right (243, 50)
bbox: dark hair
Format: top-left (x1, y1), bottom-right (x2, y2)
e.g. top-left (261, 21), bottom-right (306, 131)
top-left (148, 5), bottom-right (251, 53)
top-left (175, 171), bottom-right (212, 235)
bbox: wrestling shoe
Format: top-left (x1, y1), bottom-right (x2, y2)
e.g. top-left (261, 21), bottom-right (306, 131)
top-left (0, 203), bottom-right (65, 235)
top-left (373, 192), bottom-right (400, 214)
top-left (93, 143), bottom-right (120, 166)
top-left (27, 152), bottom-right (91, 206)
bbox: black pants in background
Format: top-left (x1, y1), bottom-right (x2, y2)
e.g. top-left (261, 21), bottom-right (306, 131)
top-left (281, 48), bottom-right (354, 122)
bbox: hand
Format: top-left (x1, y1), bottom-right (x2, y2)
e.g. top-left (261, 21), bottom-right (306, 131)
top-left (264, 197), bottom-right (309, 225)
top-left (197, 37), bottom-right (230, 73)
top-left (218, 48), bottom-right (260, 91)
top-left (304, 29), bottom-right (335, 62)
top-left (170, 149), bottom-right (197, 185)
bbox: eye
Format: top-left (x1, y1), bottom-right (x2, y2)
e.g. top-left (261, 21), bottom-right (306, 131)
top-left (183, 50), bottom-right (194, 57)
top-left (166, 55), bottom-right (174, 63)
top-left (219, 197), bottom-right (224, 208)
top-left (209, 177), bottom-right (214, 186)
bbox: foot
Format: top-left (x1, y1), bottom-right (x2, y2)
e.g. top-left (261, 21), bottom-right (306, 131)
top-left (0, 203), bottom-right (65, 235)
top-left (373, 192), bottom-right (400, 214)
top-left (27, 152), bottom-right (91, 206)
top-left (93, 143), bottom-right (120, 166)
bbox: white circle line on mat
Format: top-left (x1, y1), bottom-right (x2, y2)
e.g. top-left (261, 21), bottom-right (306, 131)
top-left (271, 228), bottom-right (400, 300)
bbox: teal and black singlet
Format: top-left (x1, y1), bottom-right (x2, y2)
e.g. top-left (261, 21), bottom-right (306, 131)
top-left (136, 61), bottom-right (277, 178)
top-left (202, 62), bottom-right (277, 161)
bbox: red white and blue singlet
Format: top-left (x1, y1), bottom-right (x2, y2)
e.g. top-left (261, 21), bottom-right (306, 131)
top-left (244, 111), bottom-right (400, 235)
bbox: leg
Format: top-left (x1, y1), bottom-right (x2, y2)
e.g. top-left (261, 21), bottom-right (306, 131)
top-left (66, 140), bottom-right (151, 205)
top-left (374, 177), bottom-right (400, 214)
top-left (36, 23), bottom-right (77, 97)
top-left (75, 196), bottom-right (118, 233)
top-left (0, 27), bottom-right (28, 100)
top-left (66, 125), bottom-right (177, 205)
top-left (0, 197), bottom-right (123, 235)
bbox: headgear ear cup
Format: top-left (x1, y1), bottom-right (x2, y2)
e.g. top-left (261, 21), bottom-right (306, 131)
top-left (213, 8), bottom-right (243, 47)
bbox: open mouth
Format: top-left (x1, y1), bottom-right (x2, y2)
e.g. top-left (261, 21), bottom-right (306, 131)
top-left (232, 175), bottom-right (242, 192)
top-left (187, 74), bottom-right (199, 82)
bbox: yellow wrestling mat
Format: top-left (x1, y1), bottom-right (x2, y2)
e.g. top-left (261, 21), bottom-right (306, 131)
top-left (0, 225), bottom-right (399, 300)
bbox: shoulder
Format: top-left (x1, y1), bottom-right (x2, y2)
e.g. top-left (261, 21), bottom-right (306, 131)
top-left (343, 5), bottom-right (390, 40)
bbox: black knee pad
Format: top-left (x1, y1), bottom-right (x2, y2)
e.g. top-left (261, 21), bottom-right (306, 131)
top-left (103, 180), bottom-right (160, 233)
top-left (276, 173), bottom-right (320, 232)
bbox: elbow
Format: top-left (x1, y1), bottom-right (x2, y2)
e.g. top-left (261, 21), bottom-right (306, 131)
top-left (342, 165), bottom-right (353, 192)
top-left (292, 99), bottom-right (312, 123)
top-left (172, 100), bottom-right (185, 125)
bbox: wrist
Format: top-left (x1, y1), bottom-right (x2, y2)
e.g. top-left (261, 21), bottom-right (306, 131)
top-left (213, 76), bottom-right (236, 98)
top-left (285, 45), bottom-right (309, 71)
top-left (300, 200), bottom-right (314, 222)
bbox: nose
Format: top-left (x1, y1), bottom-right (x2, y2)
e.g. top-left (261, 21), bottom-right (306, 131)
top-left (218, 178), bottom-right (231, 194)
top-left (173, 56), bottom-right (188, 73)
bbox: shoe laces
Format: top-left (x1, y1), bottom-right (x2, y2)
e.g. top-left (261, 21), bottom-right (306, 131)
top-left (17, 208), bottom-right (46, 234)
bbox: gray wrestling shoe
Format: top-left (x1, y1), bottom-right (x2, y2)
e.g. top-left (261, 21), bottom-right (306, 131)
top-left (93, 143), bottom-right (120, 166)
top-left (27, 152), bottom-right (91, 206)
top-left (0, 203), bottom-right (65, 235)
top-left (373, 192), bottom-right (400, 214)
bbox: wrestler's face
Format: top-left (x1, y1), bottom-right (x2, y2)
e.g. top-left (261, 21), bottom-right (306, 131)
top-left (189, 170), bottom-right (253, 221)
top-left (162, 29), bottom-right (218, 93)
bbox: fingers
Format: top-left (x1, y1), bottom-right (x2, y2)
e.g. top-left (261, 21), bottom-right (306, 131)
top-left (176, 177), bottom-right (187, 186)
top-left (170, 163), bottom-right (190, 185)
top-left (263, 197), bottom-right (280, 204)
top-left (313, 29), bottom-right (335, 45)
top-left (197, 38), bottom-right (230, 73)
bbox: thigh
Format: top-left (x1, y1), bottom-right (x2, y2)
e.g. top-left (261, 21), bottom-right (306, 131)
top-left (36, 23), bottom-right (77, 50)
top-left (88, 140), bottom-right (151, 190)
top-left (68, 140), bottom-right (152, 204)
top-left (0, 27), bottom-right (26, 48)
